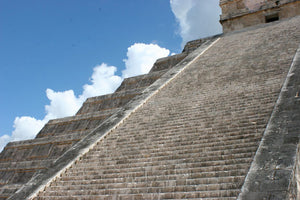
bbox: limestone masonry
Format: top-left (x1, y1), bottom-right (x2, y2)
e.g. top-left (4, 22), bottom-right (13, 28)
top-left (0, 1), bottom-right (300, 199)
top-left (220, 0), bottom-right (300, 32)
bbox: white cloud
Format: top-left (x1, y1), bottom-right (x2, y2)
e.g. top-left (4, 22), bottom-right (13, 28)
top-left (81, 63), bottom-right (122, 99)
top-left (170, 0), bottom-right (222, 46)
top-left (0, 135), bottom-right (11, 152)
top-left (11, 116), bottom-right (45, 141)
top-left (44, 89), bottom-right (82, 121)
top-left (0, 63), bottom-right (122, 152)
top-left (122, 43), bottom-right (170, 78)
top-left (0, 117), bottom-right (45, 152)
top-left (0, 42), bottom-right (170, 152)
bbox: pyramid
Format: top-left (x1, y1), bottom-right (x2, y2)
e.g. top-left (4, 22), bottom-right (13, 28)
top-left (1, 1), bottom-right (300, 199)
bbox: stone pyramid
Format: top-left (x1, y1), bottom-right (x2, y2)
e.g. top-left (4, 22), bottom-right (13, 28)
top-left (1, 1), bottom-right (300, 199)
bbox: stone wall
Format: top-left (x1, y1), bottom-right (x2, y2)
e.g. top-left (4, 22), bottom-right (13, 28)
top-left (291, 139), bottom-right (300, 199)
top-left (220, 0), bottom-right (300, 33)
top-left (149, 53), bottom-right (187, 73)
top-left (182, 35), bottom-right (221, 55)
top-left (289, 145), bottom-right (300, 199)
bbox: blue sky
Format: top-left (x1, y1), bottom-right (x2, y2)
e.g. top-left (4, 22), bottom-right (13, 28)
top-left (0, 0), bottom-right (221, 150)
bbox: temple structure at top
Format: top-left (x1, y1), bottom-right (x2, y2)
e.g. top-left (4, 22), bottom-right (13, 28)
top-left (220, 0), bottom-right (300, 32)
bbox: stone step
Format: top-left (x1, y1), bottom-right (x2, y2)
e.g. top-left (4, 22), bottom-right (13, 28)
top-left (78, 146), bottom-right (257, 167)
top-left (120, 118), bottom-right (268, 130)
top-left (114, 117), bottom-right (268, 133)
top-left (50, 175), bottom-right (245, 189)
top-left (97, 131), bottom-right (262, 150)
top-left (76, 88), bottom-right (144, 115)
top-left (127, 97), bottom-right (275, 112)
top-left (99, 130), bottom-right (261, 144)
top-left (69, 158), bottom-right (252, 181)
top-left (43, 183), bottom-right (242, 196)
top-left (36, 112), bottom-right (112, 138)
top-left (37, 189), bottom-right (241, 199)
top-left (102, 129), bottom-right (264, 147)
top-left (67, 160), bottom-right (249, 174)
top-left (125, 111), bottom-right (272, 125)
top-left (0, 184), bottom-right (22, 192)
top-left (96, 140), bottom-right (261, 158)
top-left (101, 129), bottom-right (264, 147)
top-left (64, 161), bottom-right (250, 179)
top-left (79, 152), bottom-right (255, 170)
top-left (134, 84), bottom-right (279, 100)
top-left (2, 131), bottom-right (85, 150)
top-left (0, 160), bottom-right (54, 175)
top-left (34, 195), bottom-right (237, 200)
top-left (0, 136), bottom-right (80, 163)
top-left (46, 180), bottom-right (243, 193)
top-left (71, 157), bottom-right (253, 181)
top-left (59, 166), bottom-right (249, 183)
top-left (57, 171), bottom-right (248, 189)
top-left (104, 132), bottom-right (263, 147)
top-left (78, 150), bottom-right (256, 170)
top-left (0, 160), bottom-right (54, 189)
top-left (0, 190), bottom-right (18, 197)
top-left (149, 53), bottom-right (187, 73)
top-left (110, 117), bottom-right (268, 132)
top-left (149, 98), bottom-right (277, 112)
top-left (0, 184), bottom-right (22, 200)
top-left (182, 37), bottom-right (218, 54)
top-left (123, 108), bottom-right (271, 121)
top-left (50, 108), bottom-right (120, 124)
top-left (79, 150), bottom-right (255, 167)
top-left (57, 170), bottom-right (242, 186)
top-left (34, 106), bottom-right (117, 138)
top-left (94, 138), bottom-right (261, 157)
top-left (0, 195), bottom-right (9, 200)
top-left (112, 123), bottom-right (266, 140)
top-left (30, 17), bottom-right (300, 200)
top-left (116, 70), bottom-right (167, 92)
top-left (5, 17), bottom-right (300, 200)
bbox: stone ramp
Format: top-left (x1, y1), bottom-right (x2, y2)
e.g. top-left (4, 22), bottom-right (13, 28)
top-left (27, 17), bottom-right (300, 199)
top-left (238, 44), bottom-right (300, 199)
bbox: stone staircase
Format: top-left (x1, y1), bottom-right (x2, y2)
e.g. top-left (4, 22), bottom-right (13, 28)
top-left (1, 16), bottom-right (299, 199)
top-left (23, 17), bottom-right (299, 199)
top-left (0, 48), bottom-right (187, 199)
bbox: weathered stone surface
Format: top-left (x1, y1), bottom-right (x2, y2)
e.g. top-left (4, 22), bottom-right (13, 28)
top-left (16, 16), bottom-right (299, 200)
top-left (0, 8), bottom-right (299, 200)
top-left (220, 0), bottom-right (300, 33)
top-left (0, 37), bottom-right (203, 199)
top-left (182, 34), bottom-right (221, 54)
top-left (115, 70), bottom-right (167, 92)
top-left (5, 31), bottom-right (220, 200)
top-left (149, 53), bottom-right (187, 72)
top-left (0, 27), bottom-right (218, 199)
top-left (238, 43), bottom-right (300, 199)
top-left (76, 88), bottom-right (144, 115)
